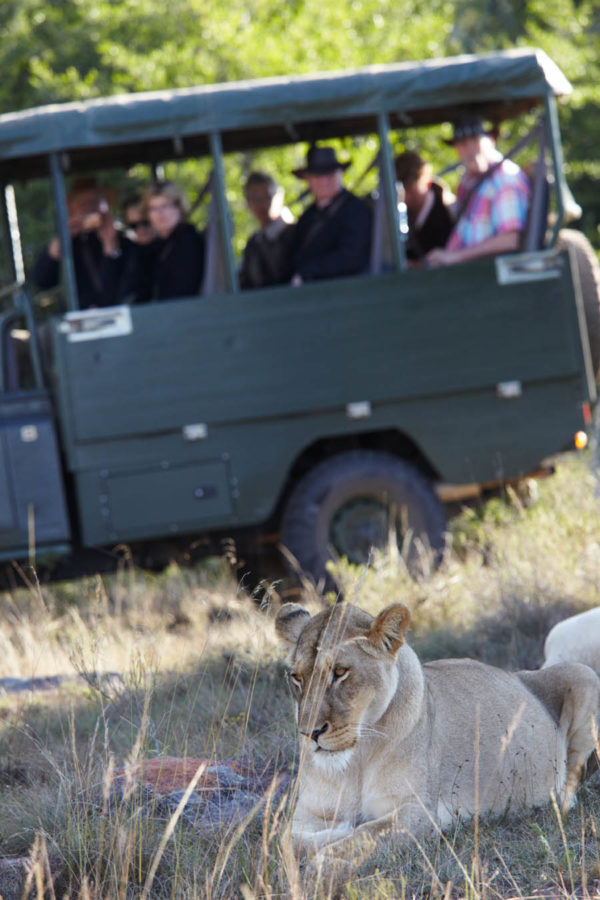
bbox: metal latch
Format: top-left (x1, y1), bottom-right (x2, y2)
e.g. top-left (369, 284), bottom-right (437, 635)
top-left (346, 401), bottom-right (372, 419)
top-left (59, 305), bottom-right (133, 342)
top-left (183, 423), bottom-right (208, 441)
top-left (495, 252), bottom-right (563, 286)
top-left (497, 381), bottom-right (522, 399)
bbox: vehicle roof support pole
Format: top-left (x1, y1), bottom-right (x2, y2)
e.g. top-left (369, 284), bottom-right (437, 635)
top-left (377, 111), bottom-right (405, 271)
top-left (0, 185), bottom-right (25, 284)
top-left (545, 91), bottom-right (566, 246)
top-left (209, 132), bottom-right (239, 294)
top-left (49, 153), bottom-right (78, 311)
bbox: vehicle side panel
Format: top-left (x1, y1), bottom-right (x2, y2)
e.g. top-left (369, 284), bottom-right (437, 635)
top-left (50, 252), bottom-right (591, 546)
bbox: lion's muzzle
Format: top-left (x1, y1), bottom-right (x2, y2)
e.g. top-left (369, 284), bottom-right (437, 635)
top-left (299, 722), bottom-right (329, 748)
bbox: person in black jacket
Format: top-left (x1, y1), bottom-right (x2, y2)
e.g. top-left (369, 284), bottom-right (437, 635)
top-left (141, 181), bottom-right (205, 301)
top-left (394, 151), bottom-right (455, 262)
top-left (290, 146), bottom-right (371, 285)
top-left (239, 171), bottom-right (295, 289)
top-left (31, 177), bottom-right (142, 309)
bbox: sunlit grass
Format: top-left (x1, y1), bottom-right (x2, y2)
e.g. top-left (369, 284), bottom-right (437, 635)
top-left (0, 451), bottom-right (599, 897)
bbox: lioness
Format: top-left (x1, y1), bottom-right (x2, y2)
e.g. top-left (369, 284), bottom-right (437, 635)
top-left (276, 601), bottom-right (600, 853)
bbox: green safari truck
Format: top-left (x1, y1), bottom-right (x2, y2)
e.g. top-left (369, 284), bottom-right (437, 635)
top-left (0, 48), bottom-right (595, 584)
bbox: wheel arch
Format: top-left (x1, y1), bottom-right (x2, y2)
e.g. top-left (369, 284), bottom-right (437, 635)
top-left (278, 444), bottom-right (447, 585)
top-left (269, 427), bottom-right (441, 530)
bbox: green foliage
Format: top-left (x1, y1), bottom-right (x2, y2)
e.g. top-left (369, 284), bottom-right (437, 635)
top-left (1, 0), bottom-right (597, 111)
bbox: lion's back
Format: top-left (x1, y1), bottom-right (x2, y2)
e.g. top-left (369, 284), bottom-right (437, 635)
top-left (420, 658), bottom-right (565, 823)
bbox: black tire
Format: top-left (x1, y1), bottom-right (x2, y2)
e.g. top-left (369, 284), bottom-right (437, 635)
top-left (557, 228), bottom-right (600, 380)
top-left (281, 450), bottom-right (446, 586)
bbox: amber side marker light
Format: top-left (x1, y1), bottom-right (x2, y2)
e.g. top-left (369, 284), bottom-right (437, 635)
top-left (575, 431), bottom-right (588, 450)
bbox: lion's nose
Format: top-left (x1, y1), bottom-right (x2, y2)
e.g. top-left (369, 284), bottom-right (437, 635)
top-left (311, 723), bottom-right (328, 743)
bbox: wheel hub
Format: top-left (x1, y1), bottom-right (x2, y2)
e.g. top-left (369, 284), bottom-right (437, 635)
top-left (330, 497), bottom-right (398, 565)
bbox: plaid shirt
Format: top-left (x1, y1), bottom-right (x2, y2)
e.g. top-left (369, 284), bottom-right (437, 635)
top-left (447, 154), bottom-right (531, 251)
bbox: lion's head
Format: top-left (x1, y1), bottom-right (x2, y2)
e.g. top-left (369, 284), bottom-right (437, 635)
top-left (275, 602), bottom-right (411, 771)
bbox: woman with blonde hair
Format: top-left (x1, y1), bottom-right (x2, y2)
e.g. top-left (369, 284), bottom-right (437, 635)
top-left (142, 180), bottom-right (205, 301)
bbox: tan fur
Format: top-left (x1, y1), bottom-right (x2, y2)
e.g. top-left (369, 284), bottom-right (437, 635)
top-left (275, 602), bottom-right (600, 854)
top-left (543, 607), bottom-right (600, 674)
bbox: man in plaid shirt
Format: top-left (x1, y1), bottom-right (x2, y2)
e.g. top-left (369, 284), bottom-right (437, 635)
top-left (426, 114), bottom-right (530, 268)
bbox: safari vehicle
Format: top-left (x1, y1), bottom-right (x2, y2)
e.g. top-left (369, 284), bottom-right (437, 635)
top-left (0, 47), bottom-right (596, 585)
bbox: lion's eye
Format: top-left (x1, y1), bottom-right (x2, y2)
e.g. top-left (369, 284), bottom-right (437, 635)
top-left (333, 666), bottom-right (348, 680)
top-left (288, 672), bottom-right (302, 688)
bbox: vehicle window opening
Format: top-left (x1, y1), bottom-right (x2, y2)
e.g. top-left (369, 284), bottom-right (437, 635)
top-left (233, 125), bottom-right (392, 290)
top-left (390, 109), bottom-right (570, 269)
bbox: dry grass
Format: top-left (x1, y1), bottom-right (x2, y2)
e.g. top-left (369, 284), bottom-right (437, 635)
top-left (0, 451), bottom-right (599, 898)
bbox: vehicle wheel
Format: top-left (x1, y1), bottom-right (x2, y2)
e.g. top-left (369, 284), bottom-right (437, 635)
top-left (281, 451), bottom-right (446, 587)
top-left (557, 228), bottom-right (600, 380)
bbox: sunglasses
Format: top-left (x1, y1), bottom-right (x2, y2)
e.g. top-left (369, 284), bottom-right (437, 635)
top-left (130, 219), bottom-right (151, 230)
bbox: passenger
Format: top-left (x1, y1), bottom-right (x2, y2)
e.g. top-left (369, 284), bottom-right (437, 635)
top-left (394, 151), bottom-right (454, 261)
top-left (141, 181), bottom-right (205, 301)
top-left (239, 171), bottom-right (295, 289)
top-left (289, 146), bottom-right (372, 285)
top-left (122, 194), bottom-right (157, 245)
top-left (30, 177), bottom-right (141, 309)
top-left (425, 114), bottom-right (530, 268)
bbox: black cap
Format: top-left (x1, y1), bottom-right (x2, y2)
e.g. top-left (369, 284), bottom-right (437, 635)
top-left (443, 114), bottom-right (493, 146)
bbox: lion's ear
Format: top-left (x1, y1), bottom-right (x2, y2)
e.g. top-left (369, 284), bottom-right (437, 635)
top-left (275, 603), bottom-right (311, 648)
top-left (366, 604), bottom-right (411, 656)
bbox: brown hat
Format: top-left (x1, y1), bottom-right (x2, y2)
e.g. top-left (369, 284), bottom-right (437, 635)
top-left (394, 151), bottom-right (429, 185)
top-left (292, 146), bottom-right (351, 178)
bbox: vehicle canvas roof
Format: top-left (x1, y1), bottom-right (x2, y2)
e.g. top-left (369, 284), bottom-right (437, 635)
top-left (0, 47), bottom-right (571, 181)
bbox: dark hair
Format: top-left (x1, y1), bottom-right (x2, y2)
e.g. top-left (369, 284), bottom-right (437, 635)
top-left (244, 171), bottom-right (279, 198)
top-left (394, 151), bottom-right (429, 186)
top-left (121, 192), bottom-right (143, 217)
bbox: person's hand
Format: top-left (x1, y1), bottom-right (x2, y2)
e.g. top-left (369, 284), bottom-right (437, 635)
top-left (97, 201), bottom-right (120, 256)
top-left (291, 273), bottom-right (303, 286)
top-left (47, 237), bottom-right (61, 260)
top-left (425, 247), bottom-right (459, 268)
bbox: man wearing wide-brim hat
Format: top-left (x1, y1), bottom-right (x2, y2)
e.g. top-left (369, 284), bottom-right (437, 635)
top-left (289, 145), bottom-right (371, 285)
top-left (425, 113), bottom-right (530, 268)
